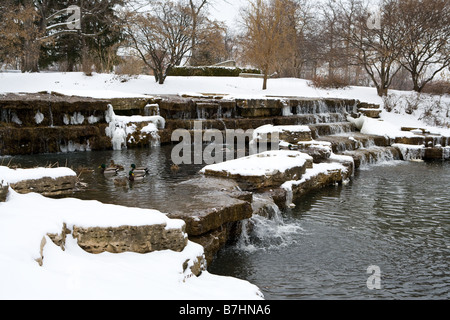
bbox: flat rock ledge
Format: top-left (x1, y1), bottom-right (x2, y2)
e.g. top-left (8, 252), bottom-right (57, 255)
top-left (47, 222), bottom-right (188, 255)
top-left (10, 175), bottom-right (78, 196)
top-left (159, 177), bottom-right (253, 264)
top-left (71, 225), bottom-right (188, 254)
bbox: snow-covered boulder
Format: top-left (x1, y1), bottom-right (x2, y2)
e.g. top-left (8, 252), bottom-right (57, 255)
top-left (200, 150), bottom-right (313, 190)
top-left (0, 166), bottom-right (78, 196)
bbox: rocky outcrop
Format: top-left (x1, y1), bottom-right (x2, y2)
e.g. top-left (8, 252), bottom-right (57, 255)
top-left (356, 102), bottom-right (382, 118)
top-left (71, 224), bottom-right (187, 254)
top-left (10, 175), bottom-right (78, 196)
top-left (142, 177), bottom-right (254, 264)
top-left (44, 219), bottom-right (201, 275)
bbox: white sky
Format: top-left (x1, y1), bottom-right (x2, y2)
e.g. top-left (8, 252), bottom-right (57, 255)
top-left (209, 0), bottom-right (247, 31)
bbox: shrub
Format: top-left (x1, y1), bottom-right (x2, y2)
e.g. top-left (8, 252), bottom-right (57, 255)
top-left (168, 66), bottom-right (261, 77)
top-left (421, 80), bottom-right (450, 95)
top-left (309, 75), bottom-right (350, 89)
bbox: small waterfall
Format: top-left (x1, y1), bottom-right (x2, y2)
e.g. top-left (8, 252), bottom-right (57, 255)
top-left (392, 144), bottom-right (425, 161)
top-left (444, 147), bottom-right (450, 160)
top-left (348, 146), bottom-right (402, 169)
top-left (144, 103), bottom-right (160, 116)
top-left (217, 105), bottom-right (222, 119)
top-left (237, 194), bottom-right (304, 251)
top-left (196, 106), bottom-right (206, 120)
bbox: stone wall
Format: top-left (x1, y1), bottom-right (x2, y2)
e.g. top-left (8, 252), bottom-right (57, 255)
top-left (0, 93), bottom-right (113, 155)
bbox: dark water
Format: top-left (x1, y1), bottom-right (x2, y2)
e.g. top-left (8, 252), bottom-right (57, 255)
top-left (3, 146), bottom-right (205, 210)
top-left (3, 148), bottom-right (449, 299)
top-left (209, 161), bottom-right (450, 299)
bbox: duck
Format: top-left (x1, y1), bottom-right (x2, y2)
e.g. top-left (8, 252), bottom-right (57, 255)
top-left (114, 176), bottom-right (128, 186)
top-left (109, 160), bottom-right (124, 171)
top-left (78, 166), bottom-right (94, 175)
top-left (99, 163), bottom-right (118, 175)
top-left (170, 163), bottom-right (180, 172)
top-left (128, 169), bottom-right (146, 182)
top-left (130, 163), bottom-right (149, 175)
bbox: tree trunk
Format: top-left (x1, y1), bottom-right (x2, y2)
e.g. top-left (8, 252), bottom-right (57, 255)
top-left (411, 73), bottom-right (423, 92)
top-left (377, 86), bottom-right (388, 97)
top-left (262, 70), bottom-right (268, 90)
top-left (21, 40), bottom-right (39, 73)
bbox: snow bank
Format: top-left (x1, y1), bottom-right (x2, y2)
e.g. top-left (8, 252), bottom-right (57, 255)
top-left (0, 190), bottom-right (263, 300)
top-left (0, 72), bottom-right (383, 103)
top-left (0, 166), bottom-right (76, 184)
top-left (348, 114), bottom-right (450, 139)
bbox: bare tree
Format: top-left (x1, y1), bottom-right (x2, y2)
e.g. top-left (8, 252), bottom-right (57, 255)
top-left (187, 0), bottom-right (210, 64)
top-left (123, 0), bottom-right (194, 84)
top-left (395, 0), bottom-right (450, 92)
top-left (342, 0), bottom-right (404, 96)
top-left (189, 19), bottom-right (230, 66)
top-left (240, 0), bottom-right (296, 90)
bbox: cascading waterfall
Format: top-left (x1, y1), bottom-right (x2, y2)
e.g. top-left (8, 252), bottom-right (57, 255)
top-left (355, 147), bottom-right (401, 168)
top-left (392, 144), bottom-right (425, 161)
top-left (237, 194), bottom-right (304, 251)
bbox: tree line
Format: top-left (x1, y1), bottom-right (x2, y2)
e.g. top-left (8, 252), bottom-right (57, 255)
top-left (0, 0), bottom-right (449, 96)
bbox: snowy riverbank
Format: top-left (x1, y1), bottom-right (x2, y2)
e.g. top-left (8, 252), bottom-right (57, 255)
top-left (0, 167), bottom-right (263, 300)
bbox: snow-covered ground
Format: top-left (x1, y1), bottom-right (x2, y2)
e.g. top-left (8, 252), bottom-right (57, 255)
top-left (0, 168), bottom-right (263, 300)
top-left (0, 71), bottom-right (382, 102)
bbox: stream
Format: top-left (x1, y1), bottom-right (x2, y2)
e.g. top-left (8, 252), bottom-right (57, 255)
top-left (3, 147), bottom-right (449, 299)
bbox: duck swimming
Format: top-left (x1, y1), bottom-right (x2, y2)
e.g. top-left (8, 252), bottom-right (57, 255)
top-left (110, 160), bottom-right (124, 171)
top-left (99, 164), bottom-right (118, 175)
top-left (114, 176), bottom-right (128, 186)
top-left (128, 169), bottom-right (146, 182)
top-left (130, 164), bottom-right (149, 175)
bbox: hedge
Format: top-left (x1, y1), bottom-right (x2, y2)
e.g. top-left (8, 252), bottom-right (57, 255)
top-left (168, 66), bottom-right (261, 77)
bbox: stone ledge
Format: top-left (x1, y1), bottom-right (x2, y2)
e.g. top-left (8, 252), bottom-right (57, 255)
top-left (10, 175), bottom-right (78, 196)
top-left (72, 224), bottom-right (188, 254)
top-left (47, 222), bottom-right (188, 255)
top-left (284, 164), bottom-right (351, 201)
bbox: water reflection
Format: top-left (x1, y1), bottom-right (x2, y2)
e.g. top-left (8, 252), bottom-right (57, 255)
top-left (5, 146), bottom-right (206, 211)
top-left (210, 161), bottom-right (450, 299)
